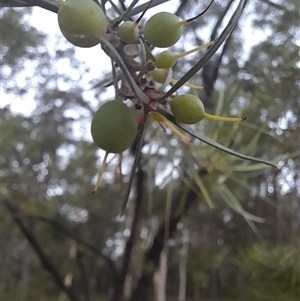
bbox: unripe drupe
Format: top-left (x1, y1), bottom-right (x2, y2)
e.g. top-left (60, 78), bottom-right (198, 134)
top-left (149, 69), bottom-right (204, 90)
top-left (144, 12), bottom-right (182, 48)
top-left (154, 41), bottom-right (214, 69)
top-left (58, 0), bottom-right (107, 47)
top-left (170, 94), bottom-right (246, 124)
top-left (144, 2), bottom-right (214, 48)
top-left (118, 21), bottom-right (139, 44)
top-left (91, 100), bottom-right (137, 153)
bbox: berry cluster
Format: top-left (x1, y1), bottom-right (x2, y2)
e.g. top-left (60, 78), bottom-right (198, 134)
top-left (57, 0), bottom-right (245, 193)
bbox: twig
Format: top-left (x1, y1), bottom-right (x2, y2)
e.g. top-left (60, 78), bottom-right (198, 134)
top-left (101, 38), bottom-right (150, 104)
top-left (121, 118), bottom-right (146, 215)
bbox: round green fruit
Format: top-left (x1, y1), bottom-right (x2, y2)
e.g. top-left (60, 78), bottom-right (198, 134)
top-left (155, 51), bottom-right (177, 69)
top-left (118, 21), bottom-right (139, 44)
top-left (170, 94), bottom-right (205, 124)
top-left (149, 69), bottom-right (168, 83)
top-left (60, 31), bottom-right (100, 47)
top-left (58, 0), bottom-right (107, 47)
top-left (91, 101), bottom-right (137, 153)
top-left (143, 12), bottom-right (182, 48)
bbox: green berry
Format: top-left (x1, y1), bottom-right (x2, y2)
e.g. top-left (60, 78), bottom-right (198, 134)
top-left (60, 32), bottom-right (100, 48)
top-left (155, 42), bottom-right (215, 68)
top-left (143, 12), bottom-right (182, 48)
top-left (170, 94), bottom-right (245, 124)
top-left (149, 69), bottom-right (168, 83)
top-left (155, 51), bottom-right (177, 69)
top-left (118, 21), bottom-right (139, 44)
top-left (58, 0), bottom-right (107, 47)
top-left (91, 101), bottom-right (137, 153)
top-left (170, 94), bottom-right (205, 124)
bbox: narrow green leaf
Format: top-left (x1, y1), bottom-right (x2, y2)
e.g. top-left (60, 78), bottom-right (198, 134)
top-left (182, 149), bottom-right (214, 208)
top-left (244, 218), bottom-right (263, 240)
top-left (193, 174), bottom-right (214, 209)
top-left (218, 184), bottom-right (263, 238)
top-left (229, 163), bottom-right (276, 172)
top-left (214, 89), bottom-right (225, 117)
top-left (218, 184), bottom-right (265, 223)
top-left (117, 0), bottom-right (140, 24)
top-left (157, 109), bottom-right (277, 167)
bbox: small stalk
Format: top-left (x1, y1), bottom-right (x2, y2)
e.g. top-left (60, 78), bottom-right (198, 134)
top-left (150, 112), bottom-right (191, 144)
top-left (205, 113), bottom-right (246, 122)
top-left (174, 41), bottom-right (215, 60)
top-left (179, 0), bottom-right (215, 25)
top-left (92, 151), bottom-right (109, 194)
top-left (170, 79), bottom-right (203, 90)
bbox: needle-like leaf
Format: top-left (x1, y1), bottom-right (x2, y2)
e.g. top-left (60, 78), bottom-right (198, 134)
top-left (218, 183), bottom-right (264, 238)
top-left (116, 0), bottom-right (140, 24)
top-left (157, 109), bottom-right (277, 167)
top-left (218, 183), bottom-right (265, 223)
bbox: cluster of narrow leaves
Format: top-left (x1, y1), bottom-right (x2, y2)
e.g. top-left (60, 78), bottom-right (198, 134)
top-left (233, 244), bottom-right (300, 301)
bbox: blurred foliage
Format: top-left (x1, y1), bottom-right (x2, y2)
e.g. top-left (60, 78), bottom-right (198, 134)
top-left (1, 0), bottom-right (299, 301)
top-left (234, 244), bottom-right (300, 301)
